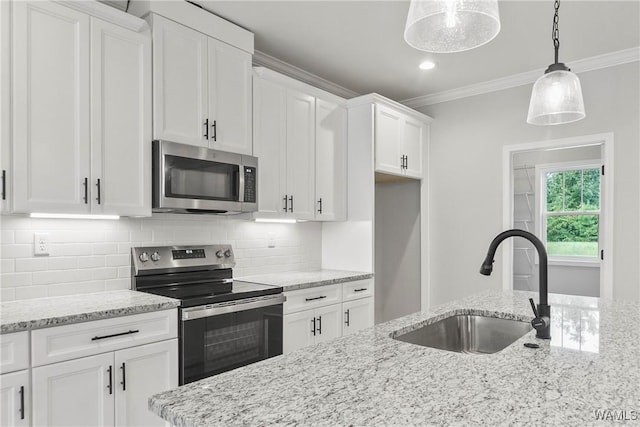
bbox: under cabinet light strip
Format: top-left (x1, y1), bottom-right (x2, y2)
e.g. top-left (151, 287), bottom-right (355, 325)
top-left (30, 213), bottom-right (120, 220)
top-left (254, 218), bottom-right (297, 224)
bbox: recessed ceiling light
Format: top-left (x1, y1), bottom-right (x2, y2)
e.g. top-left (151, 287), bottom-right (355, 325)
top-left (419, 60), bottom-right (436, 70)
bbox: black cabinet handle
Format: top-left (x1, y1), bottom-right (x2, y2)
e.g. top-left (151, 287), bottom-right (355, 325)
top-left (83, 177), bottom-right (88, 204)
top-left (354, 288), bottom-right (368, 293)
top-left (305, 295), bottom-right (327, 302)
top-left (311, 318), bottom-right (316, 336)
top-left (317, 315), bottom-right (322, 334)
top-left (19, 385), bottom-right (24, 420)
top-left (405, 155), bottom-right (408, 169)
top-left (283, 195), bottom-right (288, 212)
top-left (1, 170), bottom-right (6, 200)
top-left (400, 155), bottom-right (405, 169)
top-left (203, 119), bottom-right (209, 139)
top-left (107, 365), bottom-right (113, 395)
top-left (345, 309), bottom-right (350, 326)
top-left (96, 178), bottom-right (101, 204)
top-left (289, 195), bottom-right (293, 212)
top-left (317, 198), bottom-right (322, 214)
top-left (120, 362), bottom-right (126, 391)
top-left (211, 120), bottom-right (217, 142)
top-left (91, 329), bottom-right (139, 341)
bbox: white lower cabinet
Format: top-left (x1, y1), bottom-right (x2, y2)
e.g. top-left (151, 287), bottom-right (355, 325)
top-left (29, 309), bottom-right (178, 427)
top-left (283, 279), bottom-right (374, 354)
top-left (0, 370), bottom-right (29, 427)
top-left (283, 304), bottom-right (342, 354)
top-left (343, 298), bottom-right (375, 336)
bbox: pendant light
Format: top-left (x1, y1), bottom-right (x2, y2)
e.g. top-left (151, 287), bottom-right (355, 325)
top-left (527, 0), bottom-right (585, 125)
top-left (404, 0), bottom-right (501, 53)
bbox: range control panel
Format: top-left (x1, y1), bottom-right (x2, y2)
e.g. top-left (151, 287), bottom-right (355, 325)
top-left (131, 245), bottom-right (235, 276)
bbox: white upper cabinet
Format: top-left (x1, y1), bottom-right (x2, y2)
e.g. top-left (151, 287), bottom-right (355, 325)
top-left (285, 88), bottom-right (316, 220)
top-left (151, 14), bottom-right (208, 147)
top-left (12, 1), bottom-right (91, 213)
top-left (253, 67), bottom-right (347, 222)
top-left (207, 39), bottom-right (253, 155)
top-left (91, 18), bottom-right (151, 216)
top-left (151, 14), bottom-right (252, 155)
top-left (11, 1), bottom-right (151, 216)
top-left (315, 98), bottom-right (347, 221)
top-left (1, 0), bottom-right (12, 214)
top-left (351, 95), bottom-right (431, 179)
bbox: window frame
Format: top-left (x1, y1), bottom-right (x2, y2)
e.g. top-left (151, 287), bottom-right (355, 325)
top-left (535, 160), bottom-right (601, 267)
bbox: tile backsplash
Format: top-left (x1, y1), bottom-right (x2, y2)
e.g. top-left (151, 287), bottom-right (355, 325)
top-left (0, 214), bottom-right (322, 301)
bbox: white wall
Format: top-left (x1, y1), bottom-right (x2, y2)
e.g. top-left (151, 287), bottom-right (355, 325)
top-left (0, 214), bottom-right (321, 301)
top-left (374, 180), bottom-right (421, 323)
top-left (420, 62), bottom-right (640, 304)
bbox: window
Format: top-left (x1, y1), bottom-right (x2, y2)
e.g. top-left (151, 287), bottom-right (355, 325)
top-left (537, 162), bottom-right (601, 263)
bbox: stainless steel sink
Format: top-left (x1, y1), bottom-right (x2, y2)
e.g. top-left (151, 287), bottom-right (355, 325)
top-left (393, 314), bottom-right (532, 354)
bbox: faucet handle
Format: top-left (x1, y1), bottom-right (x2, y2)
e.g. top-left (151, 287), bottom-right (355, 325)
top-left (529, 298), bottom-right (539, 317)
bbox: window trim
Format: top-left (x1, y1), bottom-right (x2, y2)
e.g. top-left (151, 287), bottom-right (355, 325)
top-left (535, 160), bottom-right (601, 267)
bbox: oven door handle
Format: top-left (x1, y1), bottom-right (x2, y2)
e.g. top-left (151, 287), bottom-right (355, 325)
top-left (181, 294), bottom-right (286, 320)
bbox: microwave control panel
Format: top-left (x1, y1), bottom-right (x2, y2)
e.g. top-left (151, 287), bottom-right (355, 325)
top-left (244, 167), bottom-right (256, 203)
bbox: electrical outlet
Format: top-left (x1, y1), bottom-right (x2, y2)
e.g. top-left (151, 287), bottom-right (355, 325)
top-left (34, 233), bottom-right (50, 256)
top-left (267, 233), bottom-right (276, 248)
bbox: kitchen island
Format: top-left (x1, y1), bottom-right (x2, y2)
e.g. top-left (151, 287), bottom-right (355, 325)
top-left (149, 290), bottom-right (640, 426)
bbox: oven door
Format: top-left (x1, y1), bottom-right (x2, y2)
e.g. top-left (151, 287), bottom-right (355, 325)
top-left (180, 294), bottom-right (285, 385)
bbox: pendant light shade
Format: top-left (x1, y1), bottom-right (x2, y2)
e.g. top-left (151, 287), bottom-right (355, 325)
top-left (404, 0), bottom-right (501, 53)
top-left (526, 0), bottom-right (585, 126)
top-left (527, 69), bottom-right (585, 125)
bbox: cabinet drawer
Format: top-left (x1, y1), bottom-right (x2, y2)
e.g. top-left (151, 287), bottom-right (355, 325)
top-left (0, 331), bottom-right (29, 374)
top-left (284, 284), bottom-right (341, 314)
top-left (32, 309), bottom-right (177, 367)
top-left (342, 279), bottom-right (374, 302)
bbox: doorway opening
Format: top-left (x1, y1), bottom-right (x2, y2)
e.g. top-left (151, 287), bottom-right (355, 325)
top-left (502, 133), bottom-right (614, 299)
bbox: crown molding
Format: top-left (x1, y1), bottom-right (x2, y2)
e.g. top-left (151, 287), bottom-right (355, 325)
top-left (402, 47), bottom-right (640, 108)
top-left (55, 0), bottom-right (148, 32)
top-left (252, 50), bottom-right (360, 100)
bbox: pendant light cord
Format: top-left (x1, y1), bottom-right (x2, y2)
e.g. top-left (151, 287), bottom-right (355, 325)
top-left (552, 0), bottom-right (560, 64)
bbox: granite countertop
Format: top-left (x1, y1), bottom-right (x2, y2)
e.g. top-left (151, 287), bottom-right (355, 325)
top-left (0, 290), bottom-right (180, 334)
top-left (238, 269), bottom-right (373, 292)
top-left (149, 290), bottom-right (640, 426)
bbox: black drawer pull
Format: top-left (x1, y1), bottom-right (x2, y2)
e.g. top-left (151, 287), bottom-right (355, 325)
top-left (345, 309), bottom-right (350, 326)
top-left (317, 315), bottom-right (322, 334)
top-left (305, 295), bottom-right (327, 302)
top-left (120, 362), bottom-right (126, 391)
top-left (311, 318), bottom-right (316, 336)
top-left (353, 288), bottom-right (368, 292)
top-left (2, 170), bottom-right (6, 200)
top-left (91, 329), bottom-right (139, 341)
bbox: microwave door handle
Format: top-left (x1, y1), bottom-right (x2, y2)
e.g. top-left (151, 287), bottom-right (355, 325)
top-left (238, 165), bottom-right (245, 203)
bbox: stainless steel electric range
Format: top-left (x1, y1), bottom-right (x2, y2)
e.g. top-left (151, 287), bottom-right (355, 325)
top-left (131, 245), bottom-right (284, 385)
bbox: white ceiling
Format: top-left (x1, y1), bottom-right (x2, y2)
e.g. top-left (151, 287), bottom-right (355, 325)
top-left (194, 0), bottom-right (640, 103)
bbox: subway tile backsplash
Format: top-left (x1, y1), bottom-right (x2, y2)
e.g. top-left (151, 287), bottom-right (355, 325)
top-left (0, 213), bottom-right (322, 301)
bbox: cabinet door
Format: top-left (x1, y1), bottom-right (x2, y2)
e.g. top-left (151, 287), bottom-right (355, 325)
top-left (91, 18), bottom-right (151, 216)
top-left (402, 116), bottom-right (425, 179)
top-left (315, 99), bottom-right (347, 221)
top-left (114, 339), bottom-right (178, 427)
top-left (374, 104), bottom-right (403, 176)
top-left (151, 14), bottom-right (208, 147)
top-left (286, 88), bottom-right (316, 220)
top-left (253, 76), bottom-right (287, 217)
top-left (0, 0), bottom-right (10, 213)
top-left (0, 370), bottom-right (29, 427)
top-left (283, 310), bottom-right (315, 354)
top-left (32, 352), bottom-right (115, 427)
top-left (208, 39), bottom-right (252, 155)
top-left (314, 304), bottom-right (342, 345)
top-left (12, 1), bottom-right (91, 213)
top-left (343, 297), bottom-right (374, 336)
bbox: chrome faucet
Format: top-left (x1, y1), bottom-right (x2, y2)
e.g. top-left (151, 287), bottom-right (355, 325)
top-left (480, 229), bottom-right (551, 339)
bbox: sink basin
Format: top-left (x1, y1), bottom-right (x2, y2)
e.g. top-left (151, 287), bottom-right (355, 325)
top-left (393, 314), bottom-right (532, 354)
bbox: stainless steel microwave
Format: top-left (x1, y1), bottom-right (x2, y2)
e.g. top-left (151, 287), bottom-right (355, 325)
top-left (152, 140), bottom-right (258, 214)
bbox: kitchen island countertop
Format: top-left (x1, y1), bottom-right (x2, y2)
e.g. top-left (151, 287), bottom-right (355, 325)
top-left (237, 269), bottom-right (373, 292)
top-left (149, 289), bottom-right (640, 426)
